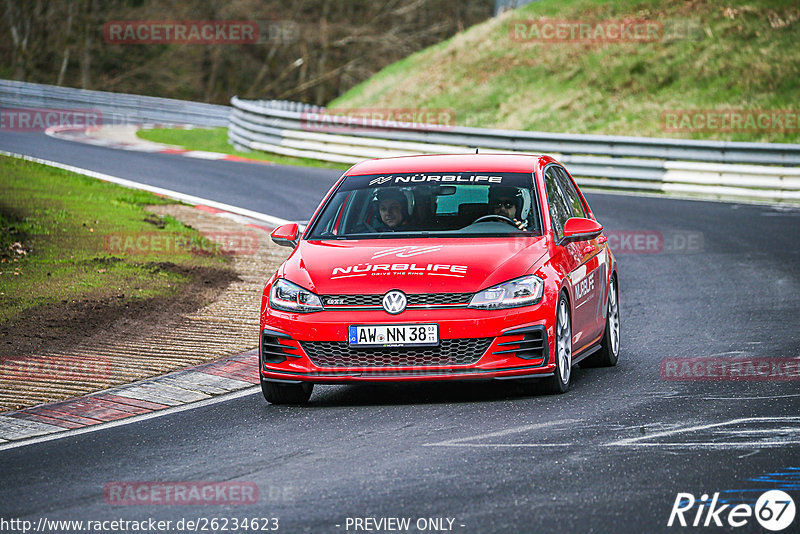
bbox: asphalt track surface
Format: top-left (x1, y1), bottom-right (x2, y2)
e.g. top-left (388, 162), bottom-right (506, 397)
top-left (1, 131), bottom-right (799, 533)
top-left (0, 132), bottom-right (339, 221)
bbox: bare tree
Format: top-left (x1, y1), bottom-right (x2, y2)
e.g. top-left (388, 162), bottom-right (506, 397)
top-left (79, 0), bottom-right (98, 89)
top-left (56, 1), bottom-right (76, 86)
top-left (4, 0), bottom-right (44, 80)
top-left (0, 0), bottom-right (493, 104)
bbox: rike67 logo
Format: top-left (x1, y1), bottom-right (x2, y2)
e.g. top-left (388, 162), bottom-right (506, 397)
top-left (668, 490), bottom-right (795, 531)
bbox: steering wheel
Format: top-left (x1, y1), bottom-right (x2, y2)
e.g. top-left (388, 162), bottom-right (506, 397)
top-left (362, 220), bottom-right (380, 232)
top-left (473, 214), bottom-right (519, 227)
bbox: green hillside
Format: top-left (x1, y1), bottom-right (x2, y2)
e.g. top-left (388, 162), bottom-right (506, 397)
top-left (330, 0), bottom-right (800, 143)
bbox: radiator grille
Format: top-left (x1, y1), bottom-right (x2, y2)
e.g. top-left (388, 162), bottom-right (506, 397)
top-left (321, 292), bottom-right (472, 308)
top-left (300, 338), bottom-right (492, 368)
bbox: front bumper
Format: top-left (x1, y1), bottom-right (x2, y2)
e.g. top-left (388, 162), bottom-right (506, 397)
top-left (259, 307), bottom-right (556, 383)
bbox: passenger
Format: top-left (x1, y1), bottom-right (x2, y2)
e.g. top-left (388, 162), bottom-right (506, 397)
top-left (375, 188), bottom-right (411, 232)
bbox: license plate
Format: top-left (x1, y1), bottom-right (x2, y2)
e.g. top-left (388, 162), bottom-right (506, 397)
top-left (348, 324), bottom-right (439, 347)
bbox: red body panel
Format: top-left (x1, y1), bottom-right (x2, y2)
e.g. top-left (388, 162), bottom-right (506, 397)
top-left (278, 237), bottom-right (548, 296)
top-left (260, 154), bottom-right (617, 384)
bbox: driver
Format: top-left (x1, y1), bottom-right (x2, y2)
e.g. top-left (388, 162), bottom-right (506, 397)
top-left (488, 186), bottom-right (527, 229)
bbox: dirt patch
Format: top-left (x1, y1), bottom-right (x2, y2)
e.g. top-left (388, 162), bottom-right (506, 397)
top-left (0, 205), bottom-right (290, 412)
top-left (0, 264), bottom-right (236, 360)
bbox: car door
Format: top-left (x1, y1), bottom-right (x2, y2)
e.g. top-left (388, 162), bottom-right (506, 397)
top-left (544, 166), bottom-right (601, 351)
top-left (544, 166), bottom-right (587, 346)
top-left (553, 166), bottom-right (607, 342)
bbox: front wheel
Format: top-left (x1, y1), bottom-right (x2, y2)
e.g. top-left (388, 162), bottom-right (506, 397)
top-left (261, 379), bottom-right (313, 405)
top-left (541, 294), bottom-right (572, 394)
top-left (580, 276), bottom-right (620, 368)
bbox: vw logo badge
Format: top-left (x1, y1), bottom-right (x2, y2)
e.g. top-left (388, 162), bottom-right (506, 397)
top-left (382, 290), bottom-right (407, 314)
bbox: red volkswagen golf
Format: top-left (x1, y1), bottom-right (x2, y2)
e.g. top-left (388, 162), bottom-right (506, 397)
top-left (260, 154), bottom-right (619, 404)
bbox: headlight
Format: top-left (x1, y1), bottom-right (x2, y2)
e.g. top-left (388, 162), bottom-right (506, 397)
top-left (269, 279), bottom-right (323, 313)
top-left (468, 275), bottom-right (544, 310)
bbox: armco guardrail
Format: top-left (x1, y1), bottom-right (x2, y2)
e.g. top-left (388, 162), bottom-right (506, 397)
top-left (0, 80), bottom-right (229, 127)
top-left (229, 96), bottom-right (800, 201)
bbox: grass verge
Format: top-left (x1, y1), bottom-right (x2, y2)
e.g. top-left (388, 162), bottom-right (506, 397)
top-left (0, 155), bottom-right (232, 324)
top-left (136, 127), bottom-right (349, 170)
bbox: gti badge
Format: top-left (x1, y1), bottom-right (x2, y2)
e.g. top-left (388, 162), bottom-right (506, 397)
top-left (382, 290), bottom-right (407, 314)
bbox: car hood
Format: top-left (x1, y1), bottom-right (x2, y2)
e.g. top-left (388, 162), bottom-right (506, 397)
top-left (279, 237), bottom-right (548, 295)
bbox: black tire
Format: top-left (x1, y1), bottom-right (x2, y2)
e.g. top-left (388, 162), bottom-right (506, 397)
top-left (540, 293), bottom-right (572, 394)
top-left (261, 379), bottom-right (313, 405)
top-left (580, 276), bottom-right (620, 368)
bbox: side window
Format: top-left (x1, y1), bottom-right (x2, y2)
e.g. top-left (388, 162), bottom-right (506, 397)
top-left (544, 167), bottom-right (571, 240)
top-left (340, 190), bottom-right (372, 233)
top-left (554, 166), bottom-right (586, 219)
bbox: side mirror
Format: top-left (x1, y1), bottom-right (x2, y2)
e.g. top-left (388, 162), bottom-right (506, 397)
top-left (271, 223), bottom-right (299, 248)
top-left (559, 217), bottom-right (603, 245)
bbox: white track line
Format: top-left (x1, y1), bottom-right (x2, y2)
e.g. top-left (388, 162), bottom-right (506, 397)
top-left (0, 387), bottom-right (260, 453)
top-left (0, 150), bottom-right (290, 227)
top-left (605, 416), bottom-right (800, 448)
top-left (423, 420), bottom-right (577, 448)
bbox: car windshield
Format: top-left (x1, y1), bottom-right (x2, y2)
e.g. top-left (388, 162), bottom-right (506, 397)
top-left (306, 171), bottom-right (542, 239)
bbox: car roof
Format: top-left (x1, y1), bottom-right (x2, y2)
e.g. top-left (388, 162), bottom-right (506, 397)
top-left (345, 153), bottom-right (554, 176)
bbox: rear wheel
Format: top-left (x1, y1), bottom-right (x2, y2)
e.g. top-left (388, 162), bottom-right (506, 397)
top-left (541, 293), bottom-right (572, 394)
top-left (261, 379), bottom-right (313, 405)
top-left (580, 276), bottom-right (620, 368)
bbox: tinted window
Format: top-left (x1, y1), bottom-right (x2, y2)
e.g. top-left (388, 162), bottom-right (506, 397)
top-left (544, 167), bottom-right (571, 239)
top-left (554, 166), bottom-right (586, 219)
